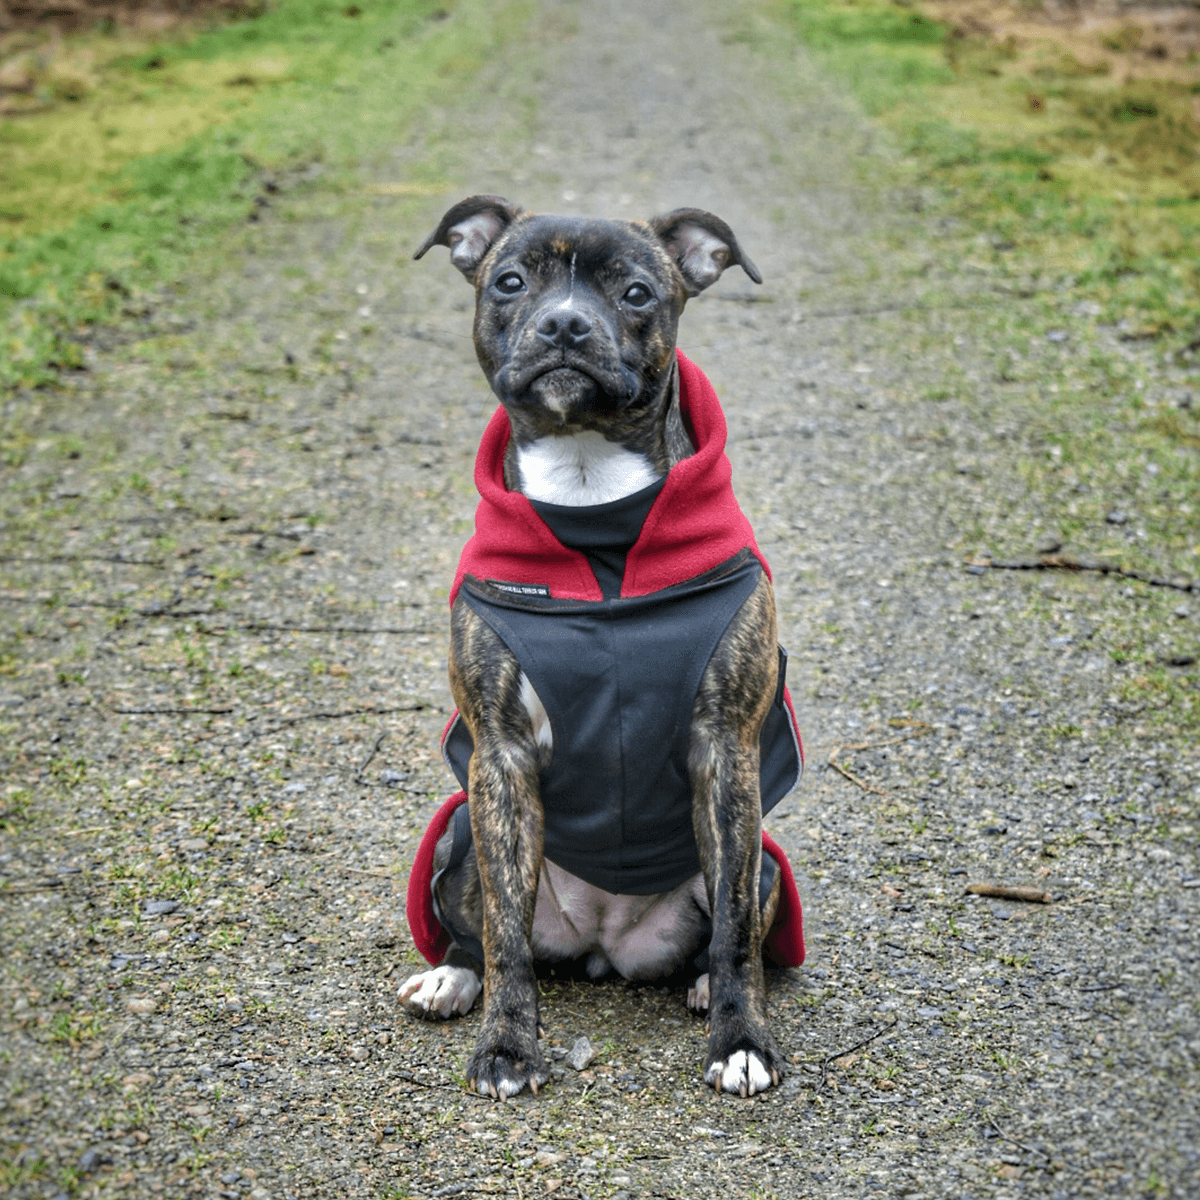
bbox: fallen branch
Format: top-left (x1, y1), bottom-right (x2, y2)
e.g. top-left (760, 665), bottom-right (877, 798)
top-left (968, 555), bottom-right (1197, 595)
top-left (965, 883), bottom-right (1052, 904)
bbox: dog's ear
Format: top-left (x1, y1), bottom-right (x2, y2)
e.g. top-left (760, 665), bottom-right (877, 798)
top-left (414, 195), bottom-right (525, 281)
top-left (648, 209), bottom-right (762, 296)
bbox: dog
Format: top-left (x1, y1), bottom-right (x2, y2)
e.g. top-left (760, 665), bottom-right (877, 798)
top-left (398, 196), bottom-right (804, 1099)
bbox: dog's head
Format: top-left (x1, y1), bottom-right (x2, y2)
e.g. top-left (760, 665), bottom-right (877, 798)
top-left (415, 196), bottom-right (759, 433)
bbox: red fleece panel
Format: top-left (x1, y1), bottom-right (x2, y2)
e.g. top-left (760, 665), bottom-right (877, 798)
top-left (406, 791), bottom-right (468, 965)
top-left (762, 830), bottom-right (806, 968)
top-left (407, 793), bottom-right (805, 970)
top-left (449, 350), bottom-right (768, 605)
top-left (622, 351), bottom-right (769, 597)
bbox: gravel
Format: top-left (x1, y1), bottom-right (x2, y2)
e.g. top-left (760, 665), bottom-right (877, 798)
top-left (1, 0), bottom-right (1197, 1197)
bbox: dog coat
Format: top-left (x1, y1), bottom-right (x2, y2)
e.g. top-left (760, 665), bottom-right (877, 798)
top-left (407, 350), bottom-right (805, 967)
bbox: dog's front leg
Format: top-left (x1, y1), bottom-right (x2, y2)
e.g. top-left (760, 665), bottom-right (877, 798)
top-left (690, 575), bottom-right (786, 1096)
top-left (449, 599), bottom-right (549, 1100)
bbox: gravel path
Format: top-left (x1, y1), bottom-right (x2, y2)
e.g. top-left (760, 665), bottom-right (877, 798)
top-left (2, 1), bottom-right (1197, 1197)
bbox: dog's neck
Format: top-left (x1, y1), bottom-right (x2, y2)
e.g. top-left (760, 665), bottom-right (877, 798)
top-left (504, 364), bottom-right (693, 506)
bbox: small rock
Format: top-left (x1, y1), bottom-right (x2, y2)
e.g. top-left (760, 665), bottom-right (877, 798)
top-left (1105, 509), bottom-right (1128, 526)
top-left (126, 996), bottom-right (156, 1014)
top-left (78, 1148), bottom-right (105, 1175)
top-left (567, 1036), bottom-right (596, 1071)
top-left (348, 1044), bottom-right (370, 1062)
top-left (143, 900), bottom-right (179, 916)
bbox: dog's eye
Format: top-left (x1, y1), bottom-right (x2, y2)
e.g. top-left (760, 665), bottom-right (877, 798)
top-left (623, 283), bottom-right (654, 308)
top-left (494, 272), bottom-right (525, 295)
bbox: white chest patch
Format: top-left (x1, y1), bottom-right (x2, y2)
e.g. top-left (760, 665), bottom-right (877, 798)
top-left (516, 430), bottom-right (661, 506)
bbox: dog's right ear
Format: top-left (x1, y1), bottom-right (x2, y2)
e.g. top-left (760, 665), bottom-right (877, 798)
top-left (413, 195), bottom-right (524, 281)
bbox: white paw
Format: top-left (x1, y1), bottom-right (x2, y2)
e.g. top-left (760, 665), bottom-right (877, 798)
top-left (398, 965), bottom-right (482, 1018)
top-left (475, 1075), bottom-right (527, 1101)
top-left (687, 973), bottom-right (710, 1012)
top-left (705, 1050), bottom-right (775, 1097)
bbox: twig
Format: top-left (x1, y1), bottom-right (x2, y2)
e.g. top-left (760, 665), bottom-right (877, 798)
top-left (987, 1113), bottom-right (1054, 1168)
top-left (112, 705), bottom-right (234, 716)
top-left (965, 883), bottom-right (1052, 904)
top-left (969, 555), bottom-right (1197, 595)
top-left (817, 1019), bottom-right (896, 1091)
top-left (828, 746), bottom-right (889, 797)
top-left (355, 731), bottom-right (387, 784)
top-left (239, 704), bottom-right (427, 741)
top-left (0, 554), bottom-right (164, 567)
top-left (2, 878), bottom-right (65, 894)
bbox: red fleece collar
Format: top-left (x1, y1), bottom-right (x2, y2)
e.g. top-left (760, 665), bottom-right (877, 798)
top-left (449, 350), bottom-right (769, 604)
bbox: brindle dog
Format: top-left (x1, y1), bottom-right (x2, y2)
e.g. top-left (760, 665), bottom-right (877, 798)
top-left (399, 196), bottom-right (789, 1099)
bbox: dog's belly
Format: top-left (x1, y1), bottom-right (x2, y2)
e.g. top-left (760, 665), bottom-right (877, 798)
top-left (531, 860), bottom-right (711, 981)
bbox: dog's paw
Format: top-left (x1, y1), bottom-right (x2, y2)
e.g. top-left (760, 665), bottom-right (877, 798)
top-left (467, 1040), bottom-right (550, 1101)
top-left (397, 965), bottom-right (481, 1019)
top-left (687, 973), bottom-right (710, 1013)
top-left (704, 1049), bottom-right (779, 1097)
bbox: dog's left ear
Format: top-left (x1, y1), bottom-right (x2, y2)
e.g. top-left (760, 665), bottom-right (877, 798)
top-left (414, 195), bottom-right (525, 281)
top-left (649, 209), bottom-right (762, 296)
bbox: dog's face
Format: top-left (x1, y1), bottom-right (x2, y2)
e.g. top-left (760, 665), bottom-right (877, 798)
top-left (415, 197), bottom-right (761, 442)
top-left (472, 214), bottom-right (682, 433)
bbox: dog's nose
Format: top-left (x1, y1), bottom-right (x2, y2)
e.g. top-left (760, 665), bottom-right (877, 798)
top-left (537, 307), bottom-right (594, 349)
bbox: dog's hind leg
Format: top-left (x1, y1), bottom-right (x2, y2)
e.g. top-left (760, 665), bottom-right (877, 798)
top-left (689, 574), bottom-right (786, 1097)
top-left (399, 831), bottom-right (485, 1019)
top-left (398, 948), bottom-right (483, 1018)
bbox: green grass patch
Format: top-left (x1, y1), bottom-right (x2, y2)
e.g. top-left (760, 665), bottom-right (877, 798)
top-left (0, 0), bottom-right (528, 391)
top-left (781, 0), bottom-right (1200, 340)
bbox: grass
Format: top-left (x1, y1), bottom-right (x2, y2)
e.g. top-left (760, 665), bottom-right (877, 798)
top-left (774, 0), bottom-right (1199, 743)
top-left (0, 0), bottom-right (529, 390)
top-left (780, 0), bottom-right (1200, 339)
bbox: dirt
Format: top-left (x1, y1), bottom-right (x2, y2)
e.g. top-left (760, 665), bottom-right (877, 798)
top-left (1, 0), bottom-right (1198, 1198)
top-left (0, 1), bottom-right (257, 36)
top-left (925, 0), bottom-right (1200, 82)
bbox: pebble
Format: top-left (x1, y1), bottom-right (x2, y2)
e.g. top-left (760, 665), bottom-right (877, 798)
top-left (567, 1036), bottom-right (596, 1070)
top-left (143, 900), bottom-right (180, 916)
top-left (78, 1148), bottom-right (105, 1174)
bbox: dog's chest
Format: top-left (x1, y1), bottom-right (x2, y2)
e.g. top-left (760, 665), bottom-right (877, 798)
top-left (515, 431), bottom-right (661, 506)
